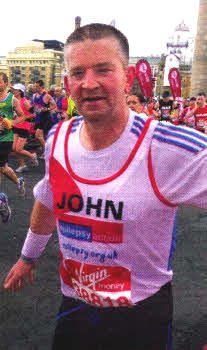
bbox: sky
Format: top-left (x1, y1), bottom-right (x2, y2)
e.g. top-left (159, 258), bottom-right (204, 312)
top-left (1, 0), bottom-right (199, 57)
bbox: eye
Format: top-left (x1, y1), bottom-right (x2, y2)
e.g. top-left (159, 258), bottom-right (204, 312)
top-left (98, 68), bottom-right (110, 74)
top-left (71, 71), bottom-right (84, 78)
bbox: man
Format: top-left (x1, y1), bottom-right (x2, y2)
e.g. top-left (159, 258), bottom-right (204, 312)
top-left (0, 72), bottom-right (26, 197)
top-left (126, 94), bottom-right (149, 116)
top-left (181, 97), bottom-right (196, 128)
top-left (52, 86), bottom-right (68, 123)
top-left (31, 80), bottom-right (56, 158)
top-left (186, 92), bottom-right (207, 133)
top-left (4, 24), bottom-right (207, 350)
top-left (11, 83), bottom-right (38, 173)
top-left (159, 91), bottom-right (173, 122)
top-left (183, 98), bottom-right (190, 109)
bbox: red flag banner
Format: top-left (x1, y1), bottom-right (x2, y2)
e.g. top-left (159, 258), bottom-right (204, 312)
top-left (168, 68), bottom-right (181, 100)
top-left (135, 60), bottom-right (153, 98)
top-left (126, 66), bottom-right (136, 94)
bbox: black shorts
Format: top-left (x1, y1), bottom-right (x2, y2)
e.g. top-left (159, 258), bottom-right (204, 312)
top-left (34, 112), bottom-right (53, 135)
top-left (0, 141), bottom-right (13, 167)
top-left (51, 282), bottom-right (173, 350)
top-left (12, 127), bottom-right (29, 138)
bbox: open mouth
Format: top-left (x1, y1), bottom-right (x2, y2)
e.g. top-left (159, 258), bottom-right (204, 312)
top-left (82, 97), bottom-right (105, 102)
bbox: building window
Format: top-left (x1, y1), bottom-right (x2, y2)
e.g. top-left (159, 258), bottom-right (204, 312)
top-left (41, 67), bottom-right (45, 71)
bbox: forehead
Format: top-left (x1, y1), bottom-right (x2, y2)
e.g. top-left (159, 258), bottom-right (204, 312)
top-left (66, 38), bottom-right (124, 69)
top-left (127, 95), bottom-right (139, 102)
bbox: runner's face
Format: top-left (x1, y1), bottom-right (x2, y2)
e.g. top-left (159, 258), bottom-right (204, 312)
top-left (0, 76), bottom-right (7, 92)
top-left (54, 88), bottom-right (62, 98)
top-left (66, 38), bottom-right (128, 119)
top-left (197, 95), bottom-right (206, 107)
top-left (35, 83), bottom-right (42, 94)
top-left (126, 95), bottom-right (140, 112)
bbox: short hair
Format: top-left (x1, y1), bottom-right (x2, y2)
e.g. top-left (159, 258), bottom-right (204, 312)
top-left (35, 80), bottom-right (44, 87)
top-left (190, 97), bottom-right (196, 101)
top-left (162, 91), bottom-right (170, 98)
top-left (137, 93), bottom-right (146, 104)
top-left (64, 23), bottom-right (129, 65)
top-left (0, 72), bottom-right (8, 84)
top-left (198, 92), bottom-right (206, 97)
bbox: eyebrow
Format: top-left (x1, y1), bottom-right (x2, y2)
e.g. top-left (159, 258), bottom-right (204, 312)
top-left (70, 62), bottom-right (114, 73)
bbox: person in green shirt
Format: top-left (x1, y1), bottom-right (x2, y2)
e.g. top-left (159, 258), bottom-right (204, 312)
top-left (0, 72), bottom-right (26, 197)
top-left (67, 95), bottom-right (78, 119)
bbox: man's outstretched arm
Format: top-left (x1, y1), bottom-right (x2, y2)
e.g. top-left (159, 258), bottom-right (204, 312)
top-left (4, 200), bottom-right (56, 292)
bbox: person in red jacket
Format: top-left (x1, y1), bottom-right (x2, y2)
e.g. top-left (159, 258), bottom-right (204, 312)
top-left (186, 92), bottom-right (207, 133)
top-left (12, 84), bottom-right (39, 173)
top-left (181, 97), bottom-right (196, 128)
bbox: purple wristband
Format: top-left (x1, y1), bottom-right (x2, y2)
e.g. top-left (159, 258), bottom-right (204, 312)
top-left (21, 228), bottom-right (52, 260)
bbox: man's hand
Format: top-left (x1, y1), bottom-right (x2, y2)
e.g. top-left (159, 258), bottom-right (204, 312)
top-left (4, 259), bottom-right (37, 292)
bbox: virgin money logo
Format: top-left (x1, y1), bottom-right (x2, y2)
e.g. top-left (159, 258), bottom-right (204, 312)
top-left (62, 259), bottom-right (132, 307)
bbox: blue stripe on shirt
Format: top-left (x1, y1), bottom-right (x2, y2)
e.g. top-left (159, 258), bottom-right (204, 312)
top-left (131, 127), bottom-right (141, 137)
top-left (155, 127), bottom-right (207, 149)
top-left (158, 122), bottom-right (207, 144)
top-left (153, 134), bottom-right (199, 153)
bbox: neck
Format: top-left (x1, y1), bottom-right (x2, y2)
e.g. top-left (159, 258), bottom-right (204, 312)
top-left (80, 104), bottom-right (129, 151)
top-left (38, 89), bottom-right (44, 95)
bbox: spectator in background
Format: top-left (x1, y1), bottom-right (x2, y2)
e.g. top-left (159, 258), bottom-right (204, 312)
top-left (159, 91), bottom-right (173, 122)
top-left (148, 97), bottom-right (160, 120)
top-left (170, 101), bottom-right (180, 125)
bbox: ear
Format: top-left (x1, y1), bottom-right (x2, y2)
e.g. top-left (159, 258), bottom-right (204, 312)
top-left (125, 66), bottom-right (135, 95)
top-left (64, 75), bottom-right (71, 95)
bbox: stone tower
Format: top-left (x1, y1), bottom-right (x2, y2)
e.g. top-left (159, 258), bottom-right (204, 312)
top-left (75, 16), bottom-right (81, 30)
top-left (191, 0), bottom-right (207, 96)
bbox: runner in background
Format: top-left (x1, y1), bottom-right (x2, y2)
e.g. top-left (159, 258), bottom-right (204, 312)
top-left (126, 94), bottom-right (149, 116)
top-left (67, 95), bottom-right (78, 119)
top-left (31, 80), bottom-right (56, 159)
top-left (181, 97), bottom-right (196, 128)
top-left (25, 84), bottom-right (35, 101)
top-left (186, 92), bottom-right (207, 133)
top-left (47, 85), bottom-right (56, 98)
top-left (12, 83), bottom-right (39, 173)
top-left (52, 86), bottom-right (68, 123)
top-left (0, 72), bottom-right (26, 197)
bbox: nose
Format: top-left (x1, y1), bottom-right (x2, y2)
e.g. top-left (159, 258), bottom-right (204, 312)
top-left (82, 69), bottom-right (99, 90)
